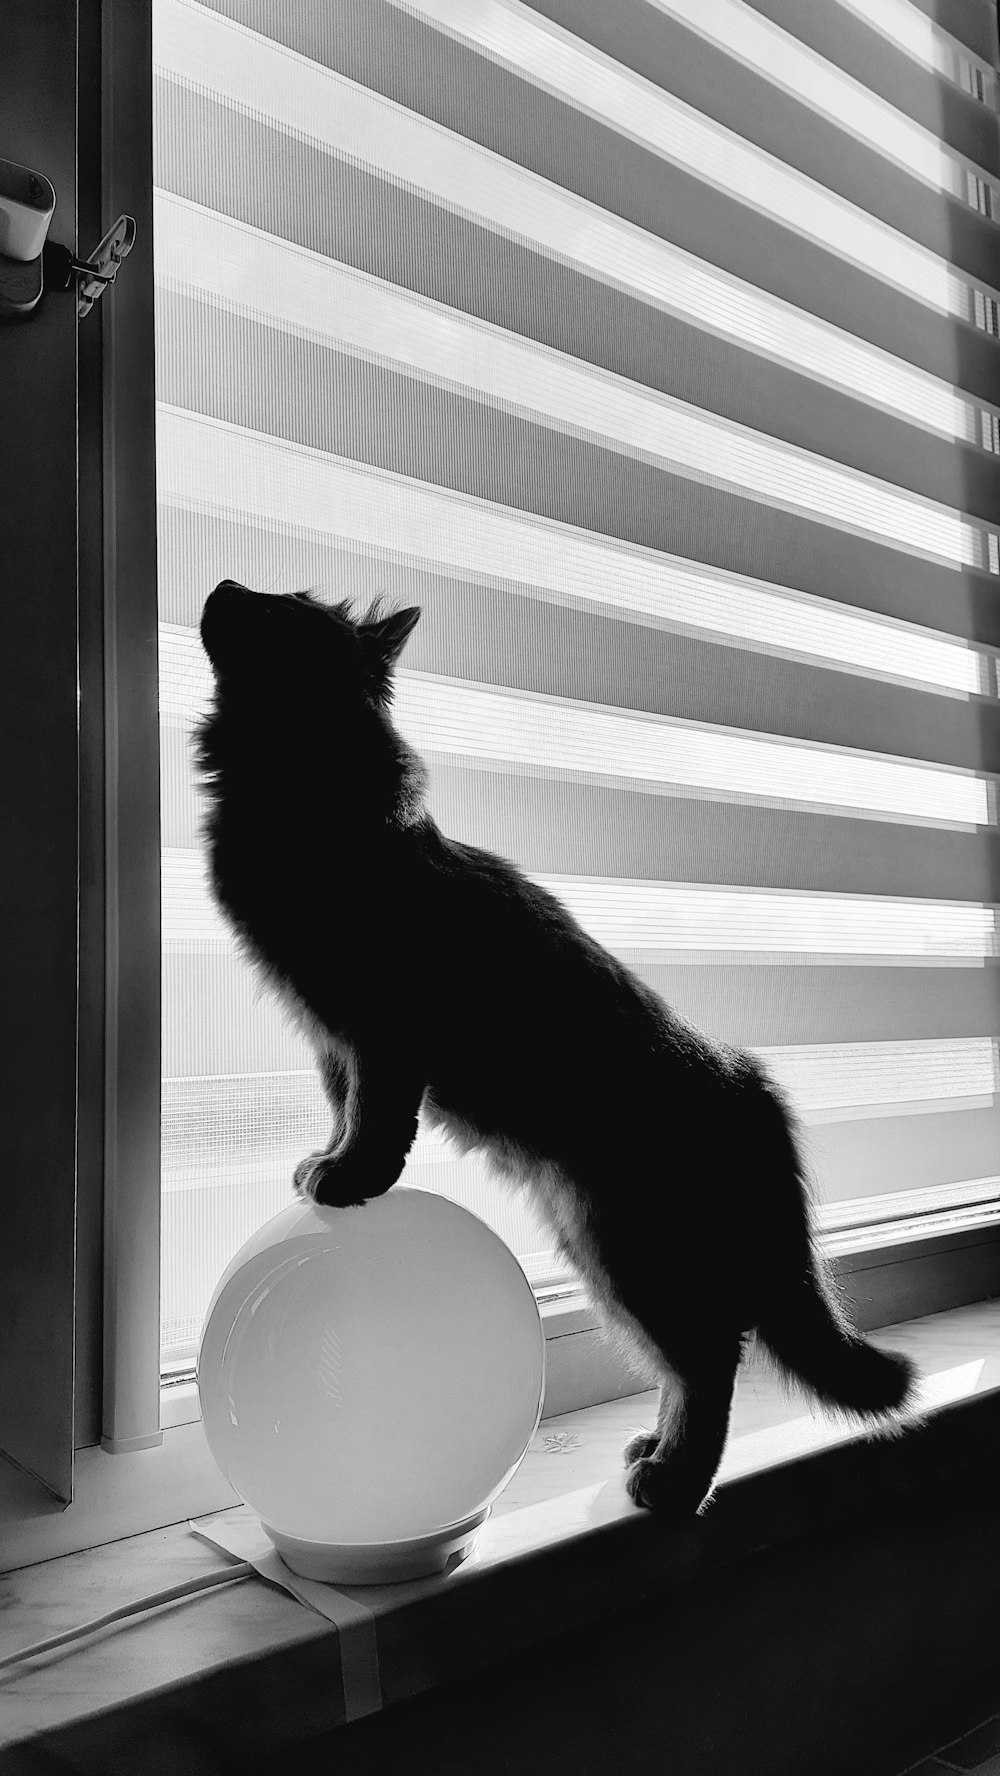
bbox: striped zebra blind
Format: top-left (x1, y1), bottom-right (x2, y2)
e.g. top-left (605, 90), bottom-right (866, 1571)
top-left (153, 0), bottom-right (1000, 1370)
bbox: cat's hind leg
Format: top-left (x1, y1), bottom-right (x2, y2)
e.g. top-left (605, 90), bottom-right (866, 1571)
top-left (621, 1333), bottom-right (744, 1518)
top-left (530, 1175), bottom-right (744, 1519)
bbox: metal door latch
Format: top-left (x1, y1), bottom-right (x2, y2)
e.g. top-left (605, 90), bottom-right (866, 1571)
top-left (44, 213), bottom-right (136, 317)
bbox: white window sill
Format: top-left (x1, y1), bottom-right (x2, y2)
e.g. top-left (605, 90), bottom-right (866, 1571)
top-left (1, 1300), bottom-right (998, 1768)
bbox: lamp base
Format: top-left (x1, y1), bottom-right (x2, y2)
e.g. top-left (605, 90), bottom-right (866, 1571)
top-left (262, 1507), bottom-right (490, 1585)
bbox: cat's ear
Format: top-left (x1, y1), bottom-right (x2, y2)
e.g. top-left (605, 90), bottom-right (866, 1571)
top-left (361, 605), bottom-right (421, 668)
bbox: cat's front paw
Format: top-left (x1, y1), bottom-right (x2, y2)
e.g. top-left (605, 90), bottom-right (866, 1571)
top-left (293, 1152), bottom-right (372, 1208)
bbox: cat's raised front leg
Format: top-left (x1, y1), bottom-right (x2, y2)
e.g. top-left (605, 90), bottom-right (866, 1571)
top-left (294, 1035), bottom-right (426, 1207)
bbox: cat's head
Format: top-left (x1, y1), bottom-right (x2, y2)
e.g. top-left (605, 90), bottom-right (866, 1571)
top-left (200, 581), bottom-right (420, 708)
top-left (196, 582), bottom-right (425, 817)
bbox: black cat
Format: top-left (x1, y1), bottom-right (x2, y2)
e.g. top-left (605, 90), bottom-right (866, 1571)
top-left (196, 581), bottom-right (916, 1517)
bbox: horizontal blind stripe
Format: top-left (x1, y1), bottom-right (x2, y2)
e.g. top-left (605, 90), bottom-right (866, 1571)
top-left (161, 849), bottom-right (998, 959)
top-left (383, 0), bottom-right (993, 308)
top-left (162, 952), bottom-right (1000, 1076)
top-left (158, 728), bottom-right (1000, 905)
top-left (154, 0), bottom-right (997, 321)
top-left (222, 0), bottom-right (1000, 203)
top-left (664, 0), bottom-right (997, 194)
top-left (160, 1070), bottom-right (1000, 1216)
top-left (379, 674), bottom-right (992, 827)
top-left (759, 1036), bottom-right (997, 1117)
top-left (162, 1070), bottom-right (325, 1174)
top-left (158, 637), bottom-right (1000, 808)
top-left (807, 1101), bottom-right (1000, 1201)
top-left (158, 639), bottom-right (994, 826)
top-left (161, 1076), bottom-right (531, 1181)
top-left (155, 500), bottom-right (998, 691)
top-left (158, 1039), bottom-right (996, 1143)
top-left (376, 0), bottom-right (986, 308)
top-left (528, 0), bottom-right (1000, 269)
top-left (156, 418), bottom-right (998, 653)
top-left (537, 876), bottom-right (998, 957)
top-left (412, 0), bottom-right (999, 204)
top-left (157, 282), bottom-right (1000, 546)
top-left (829, 0), bottom-right (998, 80)
top-left (153, 309), bottom-right (995, 567)
top-left (373, 0), bottom-right (1000, 287)
top-left (423, 760), bottom-right (1000, 903)
top-left (163, 1076), bottom-right (442, 1180)
top-left (154, 73), bottom-right (1000, 423)
top-left (634, 966), bottom-right (1000, 1045)
top-left (741, 0), bottom-right (998, 131)
top-left (811, 1087), bottom-right (999, 1125)
top-left (163, 949), bottom-right (311, 1076)
top-left (155, 189), bottom-right (997, 456)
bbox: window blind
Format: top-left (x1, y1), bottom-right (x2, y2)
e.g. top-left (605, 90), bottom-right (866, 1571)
top-left (152, 0), bottom-right (1000, 1369)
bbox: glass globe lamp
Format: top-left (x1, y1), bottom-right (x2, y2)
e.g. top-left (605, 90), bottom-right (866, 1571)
top-left (197, 1186), bottom-right (546, 1583)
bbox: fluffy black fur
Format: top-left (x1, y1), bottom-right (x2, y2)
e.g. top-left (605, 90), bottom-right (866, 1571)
top-left (196, 581), bottom-right (916, 1517)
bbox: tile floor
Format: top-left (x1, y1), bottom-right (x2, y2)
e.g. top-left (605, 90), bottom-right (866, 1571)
top-left (898, 1712), bottom-right (1000, 1774)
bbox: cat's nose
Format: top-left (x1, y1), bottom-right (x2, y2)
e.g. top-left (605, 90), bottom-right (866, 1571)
top-left (203, 579), bottom-right (250, 625)
top-left (201, 580), bottom-right (255, 657)
top-left (210, 578), bottom-right (250, 603)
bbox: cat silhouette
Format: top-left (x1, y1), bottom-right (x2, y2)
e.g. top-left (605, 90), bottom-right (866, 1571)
top-left (196, 581), bottom-right (915, 1517)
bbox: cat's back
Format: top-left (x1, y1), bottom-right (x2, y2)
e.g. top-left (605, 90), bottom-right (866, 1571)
top-left (407, 818), bottom-right (666, 1037)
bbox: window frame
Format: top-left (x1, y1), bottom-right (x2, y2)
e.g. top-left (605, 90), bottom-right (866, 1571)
top-left (0, 0), bottom-right (81, 1508)
top-left (96, 0), bottom-right (163, 1459)
top-left (4, 0), bottom-right (1000, 1573)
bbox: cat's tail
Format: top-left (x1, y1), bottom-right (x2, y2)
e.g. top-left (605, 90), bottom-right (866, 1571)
top-left (756, 1269), bottom-right (916, 1419)
top-left (747, 1070), bottom-right (917, 1419)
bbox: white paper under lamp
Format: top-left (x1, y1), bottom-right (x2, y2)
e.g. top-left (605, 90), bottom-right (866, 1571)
top-left (197, 1186), bottom-right (546, 1584)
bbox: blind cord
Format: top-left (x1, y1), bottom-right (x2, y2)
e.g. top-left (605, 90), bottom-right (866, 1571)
top-left (0, 1563), bottom-right (256, 1673)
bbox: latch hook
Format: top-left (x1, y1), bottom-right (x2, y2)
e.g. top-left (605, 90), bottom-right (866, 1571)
top-left (44, 213), bottom-right (136, 317)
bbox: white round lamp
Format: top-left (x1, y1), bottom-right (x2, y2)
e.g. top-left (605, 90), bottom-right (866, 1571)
top-left (197, 1187), bottom-right (545, 1584)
